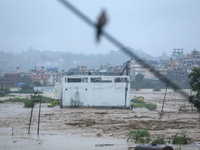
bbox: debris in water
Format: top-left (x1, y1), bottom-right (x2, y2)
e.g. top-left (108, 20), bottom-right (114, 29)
top-left (95, 144), bottom-right (114, 147)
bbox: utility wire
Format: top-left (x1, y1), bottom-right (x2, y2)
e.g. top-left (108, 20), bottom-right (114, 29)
top-left (58, 0), bottom-right (189, 98)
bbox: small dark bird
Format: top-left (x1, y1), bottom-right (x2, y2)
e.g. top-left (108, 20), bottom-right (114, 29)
top-left (96, 10), bottom-right (107, 42)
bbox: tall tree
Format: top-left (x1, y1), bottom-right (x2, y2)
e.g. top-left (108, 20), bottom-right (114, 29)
top-left (34, 81), bottom-right (42, 87)
top-left (21, 83), bottom-right (33, 91)
top-left (188, 67), bottom-right (200, 113)
top-left (135, 74), bottom-right (144, 83)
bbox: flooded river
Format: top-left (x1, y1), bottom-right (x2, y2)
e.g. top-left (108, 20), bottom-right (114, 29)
top-left (0, 89), bottom-right (200, 149)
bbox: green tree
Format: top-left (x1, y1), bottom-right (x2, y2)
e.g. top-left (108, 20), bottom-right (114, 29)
top-left (141, 80), bottom-right (154, 88)
top-left (135, 74), bottom-right (144, 83)
top-left (21, 83), bottom-right (33, 91)
top-left (188, 67), bottom-right (200, 112)
top-left (3, 86), bottom-right (11, 94)
top-left (34, 81), bottom-right (42, 87)
top-left (21, 75), bottom-right (32, 84)
top-left (171, 80), bottom-right (183, 91)
top-left (131, 80), bottom-right (141, 91)
top-left (183, 78), bottom-right (190, 89)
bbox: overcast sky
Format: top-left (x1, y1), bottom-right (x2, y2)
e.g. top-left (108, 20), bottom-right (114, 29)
top-left (0, 0), bottom-right (199, 56)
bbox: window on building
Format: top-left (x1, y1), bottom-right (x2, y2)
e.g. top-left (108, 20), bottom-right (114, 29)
top-left (67, 78), bottom-right (88, 83)
top-left (90, 77), bottom-right (112, 83)
top-left (114, 78), bottom-right (127, 82)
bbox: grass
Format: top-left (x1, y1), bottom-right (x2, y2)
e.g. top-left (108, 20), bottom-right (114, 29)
top-left (172, 132), bottom-right (191, 144)
top-left (130, 98), bottom-right (157, 110)
top-left (0, 92), bottom-right (6, 97)
top-left (1, 95), bottom-right (53, 108)
top-left (151, 137), bottom-right (165, 145)
top-left (131, 97), bottom-right (144, 103)
top-left (11, 90), bottom-right (43, 94)
top-left (4, 97), bottom-right (26, 102)
top-left (0, 93), bottom-right (17, 98)
top-left (48, 100), bottom-right (62, 107)
top-left (153, 86), bottom-right (161, 91)
top-left (127, 128), bottom-right (151, 143)
top-left (8, 95), bottom-right (17, 97)
top-left (126, 129), bottom-right (191, 147)
top-left (131, 102), bottom-right (147, 108)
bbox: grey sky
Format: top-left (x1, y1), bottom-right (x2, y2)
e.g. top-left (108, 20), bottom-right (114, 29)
top-left (0, 0), bottom-right (199, 56)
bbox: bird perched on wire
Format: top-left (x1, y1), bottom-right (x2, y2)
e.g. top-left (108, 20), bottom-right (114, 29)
top-left (96, 10), bottom-right (107, 42)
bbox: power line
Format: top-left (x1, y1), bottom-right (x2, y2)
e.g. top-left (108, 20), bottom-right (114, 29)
top-left (58, 0), bottom-right (189, 98)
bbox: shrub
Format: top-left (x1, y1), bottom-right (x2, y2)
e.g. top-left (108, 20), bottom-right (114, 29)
top-left (147, 103), bottom-right (157, 110)
top-left (3, 86), bottom-right (11, 94)
top-left (127, 130), bottom-right (134, 142)
top-left (48, 100), bottom-right (61, 107)
top-left (151, 137), bottom-right (165, 145)
top-left (24, 100), bottom-right (35, 108)
top-left (0, 101), bottom-right (4, 103)
top-left (131, 97), bottom-right (145, 103)
top-left (130, 101), bottom-right (157, 110)
top-left (0, 92), bottom-right (6, 97)
top-left (131, 103), bottom-right (147, 108)
top-left (11, 90), bottom-right (43, 94)
top-left (127, 128), bottom-right (151, 143)
top-left (153, 86), bottom-right (161, 91)
top-left (172, 132), bottom-right (191, 144)
top-left (21, 83), bottom-right (33, 91)
top-left (130, 80), bottom-right (141, 91)
top-left (4, 97), bottom-right (25, 102)
top-left (40, 95), bottom-right (52, 103)
top-left (48, 100), bottom-right (57, 107)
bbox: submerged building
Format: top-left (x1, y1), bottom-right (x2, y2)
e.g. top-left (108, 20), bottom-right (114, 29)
top-left (54, 73), bottom-right (130, 108)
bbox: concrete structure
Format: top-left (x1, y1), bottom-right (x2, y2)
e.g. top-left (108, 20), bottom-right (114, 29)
top-left (0, 73), bottom-right (21, 87)
top-left (130, 63), bottom-right (146, 79)
top-left (55, 75), bottom-right (130, 108)
top-left (167, 68), bottom-right (188, 82)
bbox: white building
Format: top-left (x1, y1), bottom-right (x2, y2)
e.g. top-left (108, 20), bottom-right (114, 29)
top-left (55, 75), bottom-right (130, 108)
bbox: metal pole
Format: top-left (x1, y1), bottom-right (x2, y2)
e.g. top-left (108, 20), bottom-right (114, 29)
top-left (28, 95), bottom-right (35, 134)
top-left (160, 81), bottom-right (169, 117)
top-left (124, 81), bottom-right (129, 108)
top-left (190, 85), bottom-right (193, 113)
top-left (12, 126), bottom-right (13, 135)
top-left (37, 96), bottom-right (42, 134)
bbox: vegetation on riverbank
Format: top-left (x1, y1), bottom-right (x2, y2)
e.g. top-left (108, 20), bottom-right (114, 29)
top-left (130, 97), bottom-right (157, 110)
top-left (127, 128), bottom-right (190, 146)
top-left (0, 95), bottom-right (52, 107)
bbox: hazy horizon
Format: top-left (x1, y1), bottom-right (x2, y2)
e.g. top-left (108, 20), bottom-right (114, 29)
top-left (0, 0), bottom-right (200, 56)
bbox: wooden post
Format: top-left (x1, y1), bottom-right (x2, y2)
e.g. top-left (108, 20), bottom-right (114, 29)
top-left (190, 85), bottom-right (193, 113)
top-left (160, 81), bottom-right (169, 117)
top-left (28, 95), bottom-right (35, 134)
top-left (37, 96), bottom-right (42, 134)
top-left (124, 80), bottom-right (129, 108)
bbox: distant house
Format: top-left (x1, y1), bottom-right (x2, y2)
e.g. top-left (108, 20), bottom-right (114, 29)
top-left (167, 68), bottom-right (188, 82)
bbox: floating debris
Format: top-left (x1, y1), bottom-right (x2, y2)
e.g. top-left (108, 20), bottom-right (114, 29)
top-left (95, 144), bottom-right (114, 147)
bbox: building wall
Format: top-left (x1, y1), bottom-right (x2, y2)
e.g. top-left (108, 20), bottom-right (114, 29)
top-left (0, 73), bottom-right (21, 87)
top-left (130, 63), bottom-right (146, 79)
top-left (61, 76), bottom-right (130, 108)
top-left (144, 69), bottom-right (155, 78)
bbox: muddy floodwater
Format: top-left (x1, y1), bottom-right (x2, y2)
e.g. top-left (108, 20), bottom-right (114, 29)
top-left (0, 89), bottom-right (200, 149)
